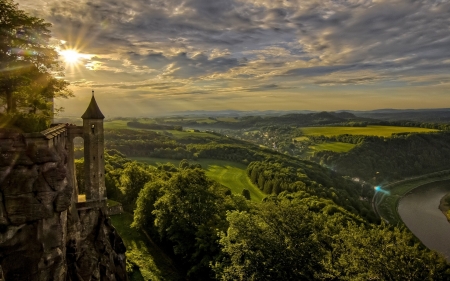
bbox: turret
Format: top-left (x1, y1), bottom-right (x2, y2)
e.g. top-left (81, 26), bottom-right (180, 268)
top-left (81, 90), bottom-right (106, 201)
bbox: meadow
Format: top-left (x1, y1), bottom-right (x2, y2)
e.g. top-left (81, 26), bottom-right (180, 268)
top-left (301, 125), bottom-right (438, 137)
top-left (130, 157), bottom-right (265, 202)
top-left (110, 213), bottom-right (181, 281)
top-left (303, 142), bottom-right (356, 156)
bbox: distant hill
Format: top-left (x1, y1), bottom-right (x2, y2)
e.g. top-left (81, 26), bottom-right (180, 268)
top-left (163, 111), bottom-right (374, 130)
top-left (352, 110), bottom-right (450, 123)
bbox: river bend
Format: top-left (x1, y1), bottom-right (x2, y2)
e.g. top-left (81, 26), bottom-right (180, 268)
top-left (397, 180), bottom-right (450, 260)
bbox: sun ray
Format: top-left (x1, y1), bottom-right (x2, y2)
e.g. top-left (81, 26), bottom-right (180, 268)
top-left (60, 49), bottom-right (81, 64)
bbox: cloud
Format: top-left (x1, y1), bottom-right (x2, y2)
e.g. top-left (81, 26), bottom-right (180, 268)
top-left (15, 0), bottom-right (450, 114)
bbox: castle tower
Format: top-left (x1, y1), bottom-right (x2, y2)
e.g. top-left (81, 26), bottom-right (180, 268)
top-left (81, 91), bottom-right (106, 201)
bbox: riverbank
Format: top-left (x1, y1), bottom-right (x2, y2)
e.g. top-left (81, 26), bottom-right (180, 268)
top-left (374, 169), bottom-right (450, 224)
top-left (439, 193), bottom-right (450, 222)
top-left (398, 181), bottom-right (450, 261)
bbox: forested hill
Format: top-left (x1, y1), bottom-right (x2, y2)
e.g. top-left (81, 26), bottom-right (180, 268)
top-left (98, 127), bottom-right (377, 222)
top-left (158, 111), bottom-right (373, 129)
top-left (86, 126), bottom-right (450, 280)
top-left (311, 132), bottom-right (450, 184)
top-left (354, 109), bottom-right (450, 123)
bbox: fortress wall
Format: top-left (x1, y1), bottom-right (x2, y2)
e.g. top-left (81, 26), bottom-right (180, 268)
top-left (0, 128), bottom-right (127, 281)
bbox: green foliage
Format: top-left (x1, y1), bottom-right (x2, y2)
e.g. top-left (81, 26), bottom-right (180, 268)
top-left (127, 121), bottom-right (182, 131)
top-left (326, 222), bottom-right (450, 280)
top-left (102, 122), bottom-right (450, 280)
top-left (214, 200), bottom-right (326, 281)
top-left (312, 132), bottom-right (450, 183)
top-left (213, 197), bottom-right (450, 281)
top-left (120, 161), bottom-right (152, 211)
top-left (0, 112), bottom-right (50, 132)
top-left (132, 180), bottom-right (166, 238)
top-left (241, 189), bottom-right (250, 200)
top-left (152, 169), bottom-right (226, 279)
top-left (179, 159), bottom-right (190, 169)
top-left (246, 161), bottom-right (377, 222)
top-left (0, 0), bottom-right (73, 116)
top-left (111, 213), bottom-right (182, 281)
top-left (131, 157), bottom-right (265, 202)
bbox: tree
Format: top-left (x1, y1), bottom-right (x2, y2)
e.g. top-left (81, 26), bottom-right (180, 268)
top-left (241, 189), bottom-right (250, 200)
top-left (132, 180), bottom-right (165, 238)
top-left (152, 169), bottom-right (225, 278)
top-left (214, 200), bottom-right (326, 281)
top-left (119, 162), bottom-right (152, 211)
top-left (0, 0), bottom-right (72, 115)
top-left (326, 222), bottom-right (450, 280)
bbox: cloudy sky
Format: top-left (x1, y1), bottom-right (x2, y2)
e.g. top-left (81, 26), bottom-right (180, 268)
top-left (16, 0), bottom-right (450, 117)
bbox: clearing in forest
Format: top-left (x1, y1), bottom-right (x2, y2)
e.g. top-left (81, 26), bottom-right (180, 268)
top-left (130, 157), bottom-right (265, 202)
top-left (306, 142), bottom-right (356, 155)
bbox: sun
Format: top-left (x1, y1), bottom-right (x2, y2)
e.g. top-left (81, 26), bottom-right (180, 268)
top-left (60, 49), bottom-right (82, 64)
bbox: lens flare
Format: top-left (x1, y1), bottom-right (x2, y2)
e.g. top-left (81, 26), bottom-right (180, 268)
top-left (374, 186), bottom-right (390, 195)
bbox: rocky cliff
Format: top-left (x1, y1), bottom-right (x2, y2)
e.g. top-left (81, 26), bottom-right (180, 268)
top-left (0, 129), bottom-right (127, 281)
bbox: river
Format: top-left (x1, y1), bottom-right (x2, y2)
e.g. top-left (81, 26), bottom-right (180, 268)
top-left (397, 179), bottom-right (450, 260)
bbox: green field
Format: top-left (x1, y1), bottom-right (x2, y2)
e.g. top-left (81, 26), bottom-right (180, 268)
top-left (375, 171), bottom-right (450, 224)
top-left (110, 212), bottom-right (181, 281)
top-left (293, 136), bottom-right (309, 141)
top-left (309, 142), bottom-right (355, 153)
top-left (130, 157), bottom-right (265, 202)
top-left (104, 120), bottom-right (132, 129)
top-left (301, 126), bottom-right (438, 137)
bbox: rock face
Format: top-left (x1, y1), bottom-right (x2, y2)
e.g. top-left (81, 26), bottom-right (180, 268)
top-left (0, 130), bottom-right (127, 281)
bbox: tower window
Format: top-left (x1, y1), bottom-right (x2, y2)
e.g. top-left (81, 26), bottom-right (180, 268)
top-left (91, 124), bottom-right (95, 134)
top-left (93, 156), bottom-right (95, 160)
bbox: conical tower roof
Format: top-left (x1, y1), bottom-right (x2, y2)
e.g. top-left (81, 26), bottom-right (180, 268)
top-left (81, 93), bottom-right (105, 119)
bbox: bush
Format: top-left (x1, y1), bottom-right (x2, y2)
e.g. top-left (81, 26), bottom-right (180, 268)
top-left (0, 113), bottom-right (50, 132)
top-left (241, 189), bottom-right (251, 200)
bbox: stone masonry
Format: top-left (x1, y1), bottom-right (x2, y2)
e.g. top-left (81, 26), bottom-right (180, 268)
top-left (0, 96), bottom-right (127, 281)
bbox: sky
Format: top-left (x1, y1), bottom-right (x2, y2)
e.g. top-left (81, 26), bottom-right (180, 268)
top-left (16, 0), bottom-right (450, 117)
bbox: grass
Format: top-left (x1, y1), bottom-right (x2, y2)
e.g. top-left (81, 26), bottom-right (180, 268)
top-left (107, 199), bottom-right (121, 207)
top-left (307, 142), bottom-right (355, 155)
top-left (293, 136), bottom-right (309, 141)
top-left (130, 157), bottom-right (266, 202)
top-left (375, 171), bottom-right (450, 224)
top-left (301, 125), bottom-right (438, 137)
top-left (110, 212), bottom-right (181, 281)
top-left (104, 120), bottom-right (131, 130)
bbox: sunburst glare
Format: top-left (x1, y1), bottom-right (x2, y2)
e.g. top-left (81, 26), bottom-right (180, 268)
top-left (60, 50), bottom-right (80, 64)
top-left (59, 49), bottom-right (93, 66)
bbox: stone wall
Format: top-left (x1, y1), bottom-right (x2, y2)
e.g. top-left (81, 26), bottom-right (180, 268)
top-left (0, 129), bottom-right (127, 281)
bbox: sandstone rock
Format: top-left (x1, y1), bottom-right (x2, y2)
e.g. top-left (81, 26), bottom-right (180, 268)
top-left (1, 165), bottom-right (38, 195)
top-left (5, 193), bottom-right (53, 225)
top-left (54, 192), bottom-right (71, 212)
top-left (0, 128), bottom-right (127, 281)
